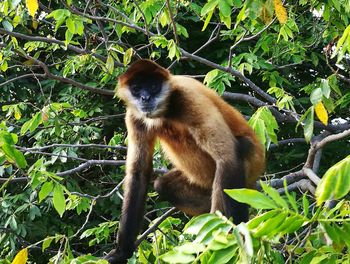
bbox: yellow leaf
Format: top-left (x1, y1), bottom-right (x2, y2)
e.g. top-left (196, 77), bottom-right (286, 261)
top-left (26, 0), bottom-right (39, 17)
top-left (274, 0), bottom-right (287, 24)
top-left (11, 248), bottom-right (28, 264)
top-left (260, 4), bottom-right (273, 25)
top-left (315, 102), bottom-right (328, 126)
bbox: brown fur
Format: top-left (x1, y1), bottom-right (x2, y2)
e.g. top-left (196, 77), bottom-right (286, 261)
top-left (108, 59), bottom-right (265, 264)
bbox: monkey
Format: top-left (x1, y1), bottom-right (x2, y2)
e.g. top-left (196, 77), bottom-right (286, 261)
top-left (105, 59), bottom-right (265, 263)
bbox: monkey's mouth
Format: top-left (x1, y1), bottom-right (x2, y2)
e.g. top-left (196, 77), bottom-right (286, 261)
top-left (140, 105), bottom-right (156, 116)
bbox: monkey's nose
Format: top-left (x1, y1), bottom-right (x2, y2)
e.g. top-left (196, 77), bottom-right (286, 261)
top-left (141, 95), bottom-right (151, 101)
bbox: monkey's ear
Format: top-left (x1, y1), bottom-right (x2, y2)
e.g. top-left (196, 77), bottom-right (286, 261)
top-left (119, 59), bottom-right (170, 85)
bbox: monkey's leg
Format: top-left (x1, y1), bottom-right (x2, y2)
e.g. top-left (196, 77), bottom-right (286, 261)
top-left (215, 159), bottom-right (248, 224)
top-left (154, 169), bottom-right (211, 215)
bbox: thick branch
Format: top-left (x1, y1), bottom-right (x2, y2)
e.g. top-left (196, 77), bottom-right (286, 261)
top-left (0, 177), bottom-right (28, 184)
top-left (257, 170), bottom-right (305, 190)
top-left (305, 128), bottom-right (350, 168)
top-left (277, 179), bottom-right (316, 195)
top-left (269, 138), bottom-right (306, 149)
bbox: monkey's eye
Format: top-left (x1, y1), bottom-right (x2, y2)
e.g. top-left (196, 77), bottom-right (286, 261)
top-left (149, 84), bottom-right (160, 93)
top-left (130, 84), bottom-right (141, 94)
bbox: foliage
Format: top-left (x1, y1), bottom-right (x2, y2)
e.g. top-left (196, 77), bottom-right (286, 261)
top-left (159, 184), bottom-right (350, 263)
top-left (0, 0), bottom-right (350, 263)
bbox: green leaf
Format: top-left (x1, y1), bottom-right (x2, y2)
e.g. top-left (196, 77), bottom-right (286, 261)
top-left (167, 40), bottom-right (180, 60)
top-left (42, 237), bottom-right (53, 252)
top-left (201, 0), bottom-right (218, 16)
top-left (253, 211), bottom-right (287, 237)
top-left (21, 119), bottom-right (31, 135)
top-left (330, 0), bottom-right (340, 12)
top-left (65, 29), bottom-right (73, 45)
top-left (176, 243), bottom-right (205, 254)
top-left (302, 194), bottom-right (309, 217)
top-left (160, 249), bottom-right (195, 263)
top-left (29, 112), bottom-right (43, 133)
top-left (0, 132), bottom-right (15, 145)
top-left (202, 9), bottom-right (214, 31)
top-left (204, 69), bottom-right (219, 85)
top-left (283, 182), bottom-right (298, 212)
top-left (303, 106), bottom-right (314, 143)
top-left (194, 218), bottom-right (230, 243)
top-left (208, 245), bottom-right (236, 264)
top-left (316, 155), bottom-right (350, 205)
top-left (1, 61), bottom-right (8, 72)
top-left (310, 88), bottom-right (322, 105)
top-left (66, 17), bottom-right (75, 33)
top-left (260, 182), bottom-right (288, 209)
top-left (247, 210), bottom-right (279, 229)
top-left (160, 11), bottom-right (169, 27)
top-left (225, 189), bottom-right (277, 209)
top-left (75, 20), bottom-right (84, 35)
top-left (39, 181), bottom-right (54, 202)
top-left (236, 3), bottom-right (247, 23)
top-left (333, 25), bottom-right (350, 58)
top-left (12, 148), bottom-right (27, 168)
top-left (218, 0), bottom-right (231, 17)
top-left (275, 214), bottom-right (305, 234)
top-left (328, 75), bottom-right (341, 96)
top-left (320, 79), bottom-right (330, 99)
top-left (185, 214), bottom-right (218, 235)
top-left (123, 48), bottom-right (133, 66)
top-left (106, 54), bottom-right (114, 74)
top-left (0, 133), bottom-right (27, 169)
top-left (53, 184), bottom-right (66, 217)
top-left (248, 107), bottom-right (278, 147)
top-left (284, 217), bottom-right (305, 233)
top-left (2, 20), bottom-right (13, 32)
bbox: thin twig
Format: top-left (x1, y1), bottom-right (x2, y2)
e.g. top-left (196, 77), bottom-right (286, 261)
top-left (135, 207), bottom-right (176, 247)
top-left (0, 28), bottom-right (122, 67)
top-left (0, 73), bottom-right (46, 87)
top-left (57, 160), bottom-right (125, 176)
top-left (165, 0), bottom-right (179, 44)
top-left (21, 143), bottom-right (126, 151)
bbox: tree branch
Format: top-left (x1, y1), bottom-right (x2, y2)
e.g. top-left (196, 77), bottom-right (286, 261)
top-left (269, 138), bottom-right (306, 149)
top-left (277, 179), bottom-right (316, 195)
top-left (0, 73), bottom-right (46, 87)
top-left (11, 49), bottom-right (114, 96)
top-left (0, 28), bottom-right (123, 67)
top-left (180, 49), bottom-right (277, 104)
top-left (135, 207), bottom-right (176, 247)
top-left (305, 129), bottom-right (350, 169)
top-left (57, 160), bottom-right (126, 176)
top-left (21, 143), bottom-right (126, 151)
top-left (165, 0), bottom-right (179, 44)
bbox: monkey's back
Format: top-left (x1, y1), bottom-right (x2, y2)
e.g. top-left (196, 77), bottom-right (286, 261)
top-left (168, 75), bottom-right (265, 188)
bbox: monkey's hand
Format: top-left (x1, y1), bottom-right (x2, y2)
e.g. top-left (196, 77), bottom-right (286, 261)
top-left (104, 248), bottom-right (131, 264)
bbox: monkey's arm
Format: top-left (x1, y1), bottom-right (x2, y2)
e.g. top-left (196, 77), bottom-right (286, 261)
top-left (190, 115), bottom-right (248, 223)
top-left (112, 113), bottom-right (155, 262)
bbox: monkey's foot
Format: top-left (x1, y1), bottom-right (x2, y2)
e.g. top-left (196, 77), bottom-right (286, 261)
top-left (104, 249), bottom-right (128, 264)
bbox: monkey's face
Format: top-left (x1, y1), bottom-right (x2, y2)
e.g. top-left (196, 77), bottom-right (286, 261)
top-left (128, 74), bottom-right (169, 118)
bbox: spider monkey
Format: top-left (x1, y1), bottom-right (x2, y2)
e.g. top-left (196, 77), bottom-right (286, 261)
top-left (105, 60), bottom-right (265, 263)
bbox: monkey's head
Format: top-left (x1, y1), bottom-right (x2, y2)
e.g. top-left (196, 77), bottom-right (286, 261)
top-left (117, 60), bottom-right (171, 118)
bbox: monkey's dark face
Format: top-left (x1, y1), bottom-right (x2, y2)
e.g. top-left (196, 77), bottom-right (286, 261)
top-left (128, 74), bottom-right (169, 117)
